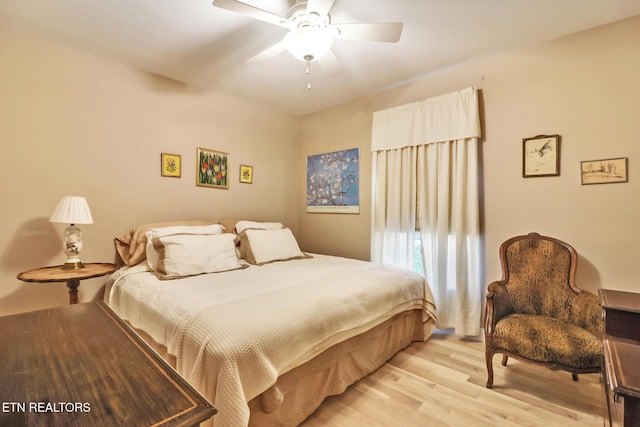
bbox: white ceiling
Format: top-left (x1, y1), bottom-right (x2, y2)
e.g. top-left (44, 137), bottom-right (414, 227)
top-left (2, 0), bottom-right (639, 116)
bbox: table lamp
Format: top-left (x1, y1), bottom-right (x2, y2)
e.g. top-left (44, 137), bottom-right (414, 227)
top-left (49, 196), bottom-right (93, 270)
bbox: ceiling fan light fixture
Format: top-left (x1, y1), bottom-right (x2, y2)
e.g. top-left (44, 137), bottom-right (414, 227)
top-left (284, 26), bottom-right (334, 62)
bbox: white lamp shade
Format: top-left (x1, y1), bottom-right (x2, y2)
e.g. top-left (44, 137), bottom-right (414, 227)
top-left (284, 27), bottom-right (334, 62)
top-left (49, 196), bottom-right (93, 225)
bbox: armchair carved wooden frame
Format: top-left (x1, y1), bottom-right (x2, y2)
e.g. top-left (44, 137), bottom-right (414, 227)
top-left (484, 232), bottom-right (603, 388)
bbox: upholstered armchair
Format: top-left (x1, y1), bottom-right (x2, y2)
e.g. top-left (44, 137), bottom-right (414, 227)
top-left (484, 232), bottom-right (603, 388)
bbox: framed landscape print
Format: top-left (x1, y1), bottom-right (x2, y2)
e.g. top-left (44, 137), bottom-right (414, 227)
top-left (161, 153), bottom-right (181, 178)
top-left (196, 147), bottom-right (229, 189)
top-left (306, 148), bottom-right (359, 213)
top-left (523, 134), bottom-right (560, 177)
top-left (581, 157), bottom-right (628, 185)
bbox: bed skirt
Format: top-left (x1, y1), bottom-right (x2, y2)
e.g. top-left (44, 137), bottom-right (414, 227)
top-left (130, 309), bottom-right (434, 426)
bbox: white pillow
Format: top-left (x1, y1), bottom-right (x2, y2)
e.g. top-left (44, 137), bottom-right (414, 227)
top-left (152, 233), bottom-right (243, 279)
top-left (235, 220), bottom-right (283, 234)
top-left (146, 224), bottom-right (225, 271)
top-left (238, 228), bottom-right (306, 265)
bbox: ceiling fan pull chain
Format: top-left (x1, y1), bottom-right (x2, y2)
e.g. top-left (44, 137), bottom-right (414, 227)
top-left (306, 59), bottom-right (312, 90)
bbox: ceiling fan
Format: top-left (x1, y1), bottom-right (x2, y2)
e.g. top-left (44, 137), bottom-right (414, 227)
top-left (212, 0), bottom-right (403, 65)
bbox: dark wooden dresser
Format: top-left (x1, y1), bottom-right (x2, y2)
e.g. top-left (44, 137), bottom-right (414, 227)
top-left (600, 289), bottom-right (640, 427)
top-left (0, 301), bottom-right (216, 426)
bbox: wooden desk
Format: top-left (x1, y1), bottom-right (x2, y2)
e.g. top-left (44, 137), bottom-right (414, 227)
top-left (0, 302), bottom-right (216, 426)
top-left (17, 263), bottom-right (116, 304)
top-left (601, 289), bottom-right (640, 342)
top-left (599, 289), bottom-right (640, 427)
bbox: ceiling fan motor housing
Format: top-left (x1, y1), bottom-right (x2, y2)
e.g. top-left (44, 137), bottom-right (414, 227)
top-left (287, 2), bottom-right (331, 29)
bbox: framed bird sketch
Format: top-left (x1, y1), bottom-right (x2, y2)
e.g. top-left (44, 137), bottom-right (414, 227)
top-left (523, 134), bottom-right (560, 177)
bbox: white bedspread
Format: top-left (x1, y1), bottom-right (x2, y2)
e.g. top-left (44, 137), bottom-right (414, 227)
top-left (105, 254), bottom-right (436, 426)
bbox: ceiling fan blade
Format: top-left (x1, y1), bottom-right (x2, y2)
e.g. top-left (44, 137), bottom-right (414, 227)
top-left (212, 0), bottom-right (289, 28)
top-left (246, 41), bottom-right (287, 64)
top-left (317, 49), bottom-right (342, 74)
top-left (306, 0), bottom-right (336, 17)
top-left (332, 22), bottom-right (403, 42)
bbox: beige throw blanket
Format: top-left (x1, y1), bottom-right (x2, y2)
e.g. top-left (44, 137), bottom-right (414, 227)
top-left (106, 254), bottom-right (436, 426)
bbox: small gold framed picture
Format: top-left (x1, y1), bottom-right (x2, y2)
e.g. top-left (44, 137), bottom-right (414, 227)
top-left (240, 165), bottom-right (253, 184)
top-left (161, 153), bottom-right (181, 178)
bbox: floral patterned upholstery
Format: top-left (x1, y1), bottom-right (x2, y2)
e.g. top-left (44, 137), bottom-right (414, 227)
top-left (483, 233), bottom-right (603, 388)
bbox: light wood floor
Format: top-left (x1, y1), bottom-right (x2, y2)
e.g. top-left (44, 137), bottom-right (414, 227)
top-left (301, 331), bottom-right (605, 427)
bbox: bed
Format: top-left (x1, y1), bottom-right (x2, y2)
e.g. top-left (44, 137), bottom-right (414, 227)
top-left (104, 220), bottom-right (437, 426)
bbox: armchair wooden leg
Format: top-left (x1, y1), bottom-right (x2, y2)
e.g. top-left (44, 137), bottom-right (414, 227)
top-left (486, 351), bottom-right (494, 388)
top-left (501, 354), bottom-right (509, 366)
top-left (572, 373), bottom-right (579, 382)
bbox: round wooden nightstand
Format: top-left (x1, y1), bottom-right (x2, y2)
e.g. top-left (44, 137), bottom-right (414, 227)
top-left (17, 263), bottom-right (117, 305)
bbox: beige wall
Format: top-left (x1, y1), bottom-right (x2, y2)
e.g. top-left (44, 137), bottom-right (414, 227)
top-left (296, 101), bottom-right (373, 260)
top-left (297, 15), bottom-right (640, 296)
top-left (0, 25), bottom-right (299, 316)
top-left (2, 15), bottom-right (639, 317)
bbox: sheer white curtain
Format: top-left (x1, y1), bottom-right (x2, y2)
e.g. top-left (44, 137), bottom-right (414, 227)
top-left (371, 147), bottom-right (417, 270)
top-left (371, 87), bottom-right (482, 336)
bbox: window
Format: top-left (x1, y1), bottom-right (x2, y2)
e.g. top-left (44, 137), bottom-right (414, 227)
top-left (413, 233), bottom-right (424, 276)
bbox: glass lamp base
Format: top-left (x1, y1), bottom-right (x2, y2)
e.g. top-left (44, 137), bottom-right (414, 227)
top-left (62, 224), bottom-right (85, 270)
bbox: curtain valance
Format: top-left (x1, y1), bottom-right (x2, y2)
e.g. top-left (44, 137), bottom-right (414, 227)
top-left (371, 87), bottom-right (481, 152)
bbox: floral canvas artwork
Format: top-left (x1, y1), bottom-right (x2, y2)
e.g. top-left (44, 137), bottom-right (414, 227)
top-left (196, 148), bottom-right (229, 189)
top-left (307, 148), bottom-right (359, 213)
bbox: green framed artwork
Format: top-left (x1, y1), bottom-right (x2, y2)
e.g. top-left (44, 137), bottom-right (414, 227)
top-left (161, 153), bottom-right (181, 178)
top-left (196, 147), bottom-right (229, 189)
